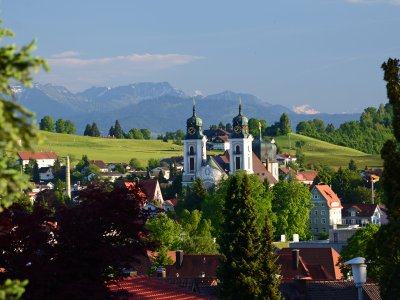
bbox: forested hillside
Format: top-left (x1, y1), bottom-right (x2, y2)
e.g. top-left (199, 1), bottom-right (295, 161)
top-left (296, 104), bottom-right (393, 154)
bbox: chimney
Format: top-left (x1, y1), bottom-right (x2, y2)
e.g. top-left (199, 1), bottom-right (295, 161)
top-left (292, 249), bottom-right (300, 270)
top-left (176, 250), bottom-right (183, 269)
top-left (156, 267), bottom-right (166, 279)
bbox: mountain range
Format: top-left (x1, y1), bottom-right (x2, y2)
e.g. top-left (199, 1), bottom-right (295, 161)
top-left (12, 82), bottom-right (361, 134)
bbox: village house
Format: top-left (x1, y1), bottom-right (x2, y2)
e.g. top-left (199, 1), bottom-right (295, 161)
top-left (151, 167), bottom-right (170, 180)
top-left (18, 151), bottom-right (57, 168)
top-left (310, 185), bottom-right (343, 237)
top-left (89, 160), bottom-right (109, 172)
top-left (276, 153), bottom-right (297, 166)
top-left (38, 166), bottom-right (54, 181)
top-left (342, 203), bottom-right (384, 226)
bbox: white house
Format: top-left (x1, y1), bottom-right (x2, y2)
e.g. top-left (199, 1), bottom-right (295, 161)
top-left (18, 151), bottom-right (57, 168)
top-left (39, 167), bottom-right (54, 181)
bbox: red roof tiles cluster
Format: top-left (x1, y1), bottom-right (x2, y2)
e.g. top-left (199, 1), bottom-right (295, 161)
top-left (342, 203), bottom-right (379, 218)
top-left (18, 151), bottom-right (57, 160)
top-left (295, 170), bottom-right (318, 182)
top-left (108, 276), bottom-right (212, 299)
top-left (314, 185), bottom-right (342, 208)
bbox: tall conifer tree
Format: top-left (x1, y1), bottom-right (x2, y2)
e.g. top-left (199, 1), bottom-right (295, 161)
top-left (217, 172), bottom-right (281, 299)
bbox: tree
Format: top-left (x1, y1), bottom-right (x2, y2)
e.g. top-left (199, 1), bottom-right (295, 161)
top-left (279, 113), bottom-right (291, 135)
top-left (140, 128), bottom-right (151, 140)
top-left (272, 180), bottom-right (312, 240)
top-left (64, 120), bottom-right (76, 134)
top-left (128, 128), bottom-right (143, 139)
top-left (129, 158), bottom-right (142, 170)
top-left (113, 120), bottom-right (124, 139)
top-left (90, 122), bottom-right (100, 137)
top-left (348, 159), bottom-right (357, 171)
top-left (370, 58), bottom-right (400, 298)
top-left (179, 209), bottom-right (218, 254)
top-left (338, 224), bottom-right (380, 279)
top-left (83, 124), bottom-right (92, 136)
top-left (55, 118), bottom-right (65, 133)
top-left (180, 177), bottom-right (207, 212)
top-left (217, 172), bottom-right (282, 299)
top-left (32, 161), bottom-right (40, 183)
top-left (108, 125), bottom-right (114, 137)
top-left (39, 115), bottom-right (54, 132)
top-left (147, 158), bottom-right (159, 170)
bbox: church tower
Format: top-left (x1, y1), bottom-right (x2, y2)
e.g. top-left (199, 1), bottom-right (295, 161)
top-left (229, 100), bottom-right (254, 174)
top-left (182, 100), bottom-right (207, 187)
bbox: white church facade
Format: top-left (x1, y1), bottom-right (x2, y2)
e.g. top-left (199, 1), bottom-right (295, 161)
top-left (182, 102), bottom-right (279, 188)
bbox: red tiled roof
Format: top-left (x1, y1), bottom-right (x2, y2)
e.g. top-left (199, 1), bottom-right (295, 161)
top-left (108, 276), bottom-right (211, 299)
top-left (18, 151), bottom-right (57, 160)
top-left (296, 170), bottom-right (318, 182)
top-left (277, 153), bottom-right (296, 159)
top-left (278, 248), bottom-right (341, 281)
top-left (252, 153), bottom-right (278, 184)
top-left (314, 185), bottom-right (342, 209)
top-left (342, 203), bottom-right (378, 218)
top-left (165, 254), bottom-right (223, 278)
top-left (147, 250), bottom-right (177, 264)
top-left (138, 179), bottom-right (158, 199)
top-left (89, 160), bottom-right (107, 169)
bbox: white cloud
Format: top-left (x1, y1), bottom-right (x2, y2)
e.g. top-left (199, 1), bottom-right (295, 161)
top-left (345, 0), bottom-right (400, 5)
top-left (293, 104), bottom-right (320, 115)
top-left (51, 51), bottom-right (81, 58)
top-left (37, 53), bottom-right (205, 91)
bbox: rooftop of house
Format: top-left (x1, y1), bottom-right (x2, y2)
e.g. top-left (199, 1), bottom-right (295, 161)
top-left (108, 276), bottom-right (212, 299)
top-left (278, 247), bottom-right (342, 281)
top-left (313, 185), bottom-right (342, 208)
top-left (18, 151), bottom-right (57, 160)
top-left (38, 166), bottom-right (52, 173)
top-left (277, 153), bottom-right (296, 159)
top-left (295, 170), bottom-right (318, 182)
top-left (342, 203), bottom-right (379, 218)
top-left (89, 160), bottom-right (107, 169)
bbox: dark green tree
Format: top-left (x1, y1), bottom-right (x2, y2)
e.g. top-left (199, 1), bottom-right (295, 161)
top-left (348, 159), bottom-right (357, 171)
top-left (128, 128), bottom-right (143, 139)
top-left (83, 124), bottom-right (92, 136)
top-left (91, 122), bottom-right (100, 137)
top-left (147, 158), bottom-right (159, 170)
top-left (179, 177), bottom-right (207, 212)
top-left (108, 126), bottom-right (115, 137)
top-left (64, 120), bottom-right (76, 134)
top-left (217, 172), bottom-right (282, 299)
top-left (279, 113), bottom-right (291, 135)
top-left (39, 115), bottom-right (54, 132)
top-left (140, 128), bottom-right (151, 140)
top-left (370, 58), bottom-right (400, 298)
top-left (113, 120), bottom-right (124, 139)
top-left (55, 118), bottom-right (65, 133)
top-left (129, 158), bottom-right (142, 170)
top-left (32, 161), bottom-right (40, 183)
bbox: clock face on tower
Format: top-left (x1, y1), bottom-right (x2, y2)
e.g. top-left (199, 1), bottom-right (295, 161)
top-left (234, 125), bottom-right (242, 134)
top-left (188, 127), bottom-right (196, 135)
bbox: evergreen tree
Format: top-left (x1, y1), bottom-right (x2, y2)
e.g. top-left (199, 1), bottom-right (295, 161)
top-left (91, 122), bottom-right (100, 137)
top-left (113, 120), bottom-right (124, 139)
top-left (279, 113), bottom-right (291, 135)
top-left (109, 126), bottom-right (115, 137)
top-left (83, 124), bottom-right (92, 136)
top-left (39, 115), bottom-right (55, 132)
top-left (348, 159), bottom-right (357, 171)
top-left (370, 58), bottom-right (400, 298)
top-left (218, 172), bottom-right (281, 299)
top-left (32, 161), bottom-right (40, 183)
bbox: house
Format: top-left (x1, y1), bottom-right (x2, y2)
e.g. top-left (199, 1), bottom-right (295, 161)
top-left (38, 167), bottom-right (54, 181)
top-left (208, 135), bottom-right (230, 151)
top-left (280, 279), bottom-right (381, 300)
top-left (138, 179), bottom-right (164, 204)
top-left (276, 153), bottom-right (297, 166)
top-left (18, 151), bottom-right (57, 168)
top-left (165, 250), bottom-right (222, 278)
top-left (162, 200), bottom-right (176, 212)
top-left (151, 167), bottom-right (171, 180)
top-left (97, 171), bottom-right (125, 182)
top-left (108, 276), bottom-right (213, 300)
top-left (277, 247), bottom-right (342, 281)
top-left (294, 170), bottom-right (318, 185)
top-left (89, 160), bottom-right (108, 172)
top-left (310, 185), bottom-right (343, 237)
top-left (342, 203), bottom-right (383, 226)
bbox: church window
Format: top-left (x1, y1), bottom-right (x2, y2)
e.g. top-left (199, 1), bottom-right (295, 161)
top-left (235, 145), bottom-right (241, 154)
top-left (189, 157), bottom-right (195, 172)
top-left (235, 157), bottom-right (241, 170)
top-left (189, 146), bottom-right (195, 155)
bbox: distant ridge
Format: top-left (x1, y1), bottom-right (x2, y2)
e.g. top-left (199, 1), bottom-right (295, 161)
top-left (14, 82), bottom-right (360, 134)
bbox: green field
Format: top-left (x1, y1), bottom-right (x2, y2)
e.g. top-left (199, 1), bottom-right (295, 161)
top-left (32, 131), bottom-right (183, 166)
top-left (274, 133), bottom-right (382, 169)
top-left (28, 131), bottom-right (382, 169)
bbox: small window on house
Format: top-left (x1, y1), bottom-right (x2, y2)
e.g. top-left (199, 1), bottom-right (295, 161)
top-left (189, 157), bottom-right (195, 172)
top-left (314, 210), bottom-right (318, 215)
top-left (351, 211), bottom-right (356, 217)
top-left (321, 210), bottom-right (326, 215)
top-left (321, 218), bottom-right (326, 224)
top-left (235, 145), bottom-right (240, 154)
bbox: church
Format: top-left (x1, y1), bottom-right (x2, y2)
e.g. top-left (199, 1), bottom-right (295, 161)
top-left (182, 102), bottom-right (279, 188)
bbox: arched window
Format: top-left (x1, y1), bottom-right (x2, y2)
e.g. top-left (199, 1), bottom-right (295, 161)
top-left (235, 145), bottom-right (240, 154)
top-left (189, 146), bottom-right (195, 155)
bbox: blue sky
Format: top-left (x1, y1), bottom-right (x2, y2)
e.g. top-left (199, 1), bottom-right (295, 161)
top-left (2, 0), bottom-right (400, 113)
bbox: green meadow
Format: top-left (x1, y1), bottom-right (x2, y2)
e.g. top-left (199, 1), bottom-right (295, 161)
top-left (29, 131), bottom-right (382, 169)
top-left (274, 133), bottom-right (382, 169)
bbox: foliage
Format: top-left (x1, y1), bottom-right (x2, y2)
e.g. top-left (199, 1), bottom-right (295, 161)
top-left (180, 209), bottom-right (218, 254)
top-left (140, 128), bottom-right (151, 140)
top-left (371, 58), bottom-right (400, 299)
top-left (295, 104), bottom-right (394, 154)
top-left (271, 180), bottom-right (312, 240)
top-left (217, 172), bottom-right (282, 299)
top-left (0, 21), bottom-right (48, 211)
top-left (129, 158), bottom-right (142, 170)
top-left (55, 118), bottom-right (75, 134)
top-left (279, 113), bottom-right (291, 135)
top-left (112, 120), bottom-right (124, 139)
top-left (178, 177), bottom-right (207, 212)
top-left (83, 122), bottom-right (100, 137)
top-left (128, 128), bottom-right (143, 139)
top-left (146, 213), bottom-right (181, 252)
top-left (0, 183), bottom-right (148, 300)
top-left (248, 118), bottom-right (267, 138)
top-left (147, 158), bottom-right (159, 170)
top-left (338, 224), bottom-right (380, 279)
top-left (0, 279), bottom-right (28, 300)
top-left (39, 115), bottom-right (54, 132)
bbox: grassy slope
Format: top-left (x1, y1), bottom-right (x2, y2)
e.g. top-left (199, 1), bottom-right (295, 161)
top-left (31, 131), bottom-right (382, 169)
top-left (32, 131), bottom-right (183, 166)
top-left (274, 133), bottom-right (382, 169)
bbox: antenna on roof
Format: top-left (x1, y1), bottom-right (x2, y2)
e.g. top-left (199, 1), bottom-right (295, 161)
top-left (239, 96), bottom-right (242, 115)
